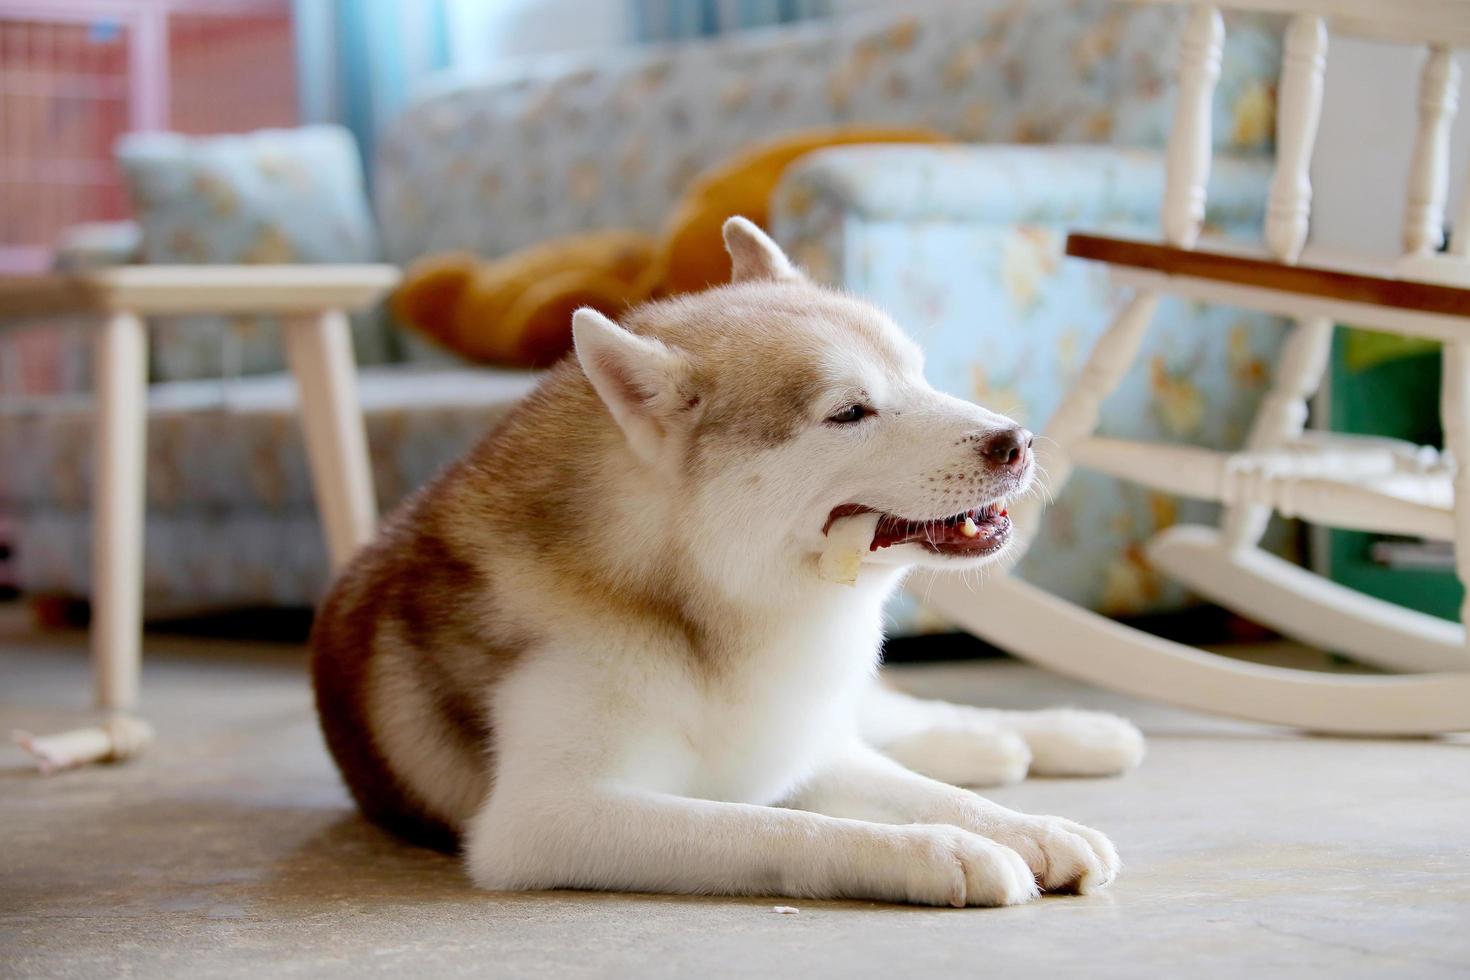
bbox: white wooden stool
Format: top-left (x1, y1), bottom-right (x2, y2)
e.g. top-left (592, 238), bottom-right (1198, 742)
top-left (3, 265), bottom-right (396, 768)
top-left (912, 0), bottom-right (1470, 735)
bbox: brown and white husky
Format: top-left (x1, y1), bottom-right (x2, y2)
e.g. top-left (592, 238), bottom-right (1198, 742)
top-left (311, 218), bottom-right (1143, 907)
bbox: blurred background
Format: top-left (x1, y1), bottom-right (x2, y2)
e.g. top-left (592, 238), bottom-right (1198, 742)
top-left (9, 9), bottom-right (1470, 971)
top-left (2, 0), bottom-right (1468, 653)
top-left (4, 1), bottom-right (1465, 272)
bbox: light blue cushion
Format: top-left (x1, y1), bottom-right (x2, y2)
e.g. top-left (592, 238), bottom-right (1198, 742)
top-left (118, 125), bottom-right (377, 265)
top-left (116, 125), bottom-right (389, 380)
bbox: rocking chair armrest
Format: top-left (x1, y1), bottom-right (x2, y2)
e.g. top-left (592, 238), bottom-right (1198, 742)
top-left (772, 143), bottom-right (1271, 231)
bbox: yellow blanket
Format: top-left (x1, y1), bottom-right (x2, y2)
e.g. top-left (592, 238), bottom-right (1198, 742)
top-left (392, 126), bottom-right (945, 368)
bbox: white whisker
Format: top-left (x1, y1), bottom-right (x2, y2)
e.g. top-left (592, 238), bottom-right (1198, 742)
top-left (920, 570), bottom-right (937, 607)
top-left (1031, 461), bottom-right (1058, 507)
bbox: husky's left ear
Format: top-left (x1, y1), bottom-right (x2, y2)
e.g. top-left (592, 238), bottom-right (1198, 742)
top-left (723, 216), bottom-right (802, 284)
top-left (573, 307), bottom-right (694, 464)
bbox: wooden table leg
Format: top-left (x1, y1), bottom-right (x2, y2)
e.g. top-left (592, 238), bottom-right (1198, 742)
top-left (282, 309), bottom-right (377, 573)
top-left (91, 310), bottom-right (148, 711)
top-left (20, 308), bottom-right (162, 770)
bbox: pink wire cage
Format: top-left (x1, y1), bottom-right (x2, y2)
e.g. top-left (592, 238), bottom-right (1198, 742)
top-left (0, 0), bottom-right (300, 580)
top-left (0, 0), bottom-right (298, 274)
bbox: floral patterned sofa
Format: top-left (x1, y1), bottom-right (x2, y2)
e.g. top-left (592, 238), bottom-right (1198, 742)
top-left (1, 0), bottom-right (1286, 623)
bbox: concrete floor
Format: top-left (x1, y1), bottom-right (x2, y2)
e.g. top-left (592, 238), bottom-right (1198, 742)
top-left (3, 612), bottom-right (1469, 979)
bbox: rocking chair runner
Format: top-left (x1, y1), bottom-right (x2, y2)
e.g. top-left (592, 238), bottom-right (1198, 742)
top-left (912, 0), bottom-right (1470, 734)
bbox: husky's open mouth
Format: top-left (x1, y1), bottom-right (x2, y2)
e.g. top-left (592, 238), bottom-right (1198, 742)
top-left (823, 502), bottom-right (1011, 556)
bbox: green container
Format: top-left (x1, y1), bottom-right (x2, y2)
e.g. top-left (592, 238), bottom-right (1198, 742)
top-left (1326, 329), bottom-right (1461, 622)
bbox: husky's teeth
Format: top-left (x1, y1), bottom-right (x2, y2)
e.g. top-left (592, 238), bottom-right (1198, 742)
top-left (961, 516), bottom-right (979, 538)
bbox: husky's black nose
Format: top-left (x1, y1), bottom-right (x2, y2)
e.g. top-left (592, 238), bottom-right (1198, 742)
top-left (980, 427), bottom-right (1032, 469)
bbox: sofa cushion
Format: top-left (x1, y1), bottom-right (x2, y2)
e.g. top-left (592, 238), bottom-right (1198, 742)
top-left (116, 125), bottom-right (390, 381)
top-left (13, 507), bottom-right (335, 613)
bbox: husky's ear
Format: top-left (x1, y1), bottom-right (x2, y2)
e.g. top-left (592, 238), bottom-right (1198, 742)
top-left (573, 307), bottom-right (693, 464)
top-left (723, 216), bottom-right (801, 284)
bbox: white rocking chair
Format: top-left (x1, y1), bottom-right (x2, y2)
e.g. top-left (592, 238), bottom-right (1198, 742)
top-left (912, 0), bottom-right (1470, 734)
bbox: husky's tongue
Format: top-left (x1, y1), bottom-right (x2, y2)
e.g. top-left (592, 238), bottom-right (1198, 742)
top-left (825, 503), bottom-right (1010, 555)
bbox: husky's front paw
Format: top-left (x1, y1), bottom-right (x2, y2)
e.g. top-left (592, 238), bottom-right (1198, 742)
top-left (981, 814), bottom-right (1121, 894)
top-left (888, 825), bottom-right (1040, 907)
top-left (1015, 709), bottom-right (1145, 777)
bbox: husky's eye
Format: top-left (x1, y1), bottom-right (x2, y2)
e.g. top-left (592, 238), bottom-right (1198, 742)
top-left (826, 404), bottom-right (873, 425)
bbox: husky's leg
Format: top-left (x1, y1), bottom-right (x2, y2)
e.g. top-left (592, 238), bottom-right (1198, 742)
top-left (857, 680), bottom-right (1033, 785)
top-left (860, 679), bottom-right (1145, 782)
top-left (464, 781), bottom-right (1038, 907)
top-left (787, 743), bottom-right (1120, 894)
top-left (464, 647), bottom-right (1037, 908)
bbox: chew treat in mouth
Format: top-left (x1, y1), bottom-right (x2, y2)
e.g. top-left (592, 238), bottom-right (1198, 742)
top-left (818, 511), bottom-right (882, 585)
top-left (820, 502), bottom-right (1011, 581)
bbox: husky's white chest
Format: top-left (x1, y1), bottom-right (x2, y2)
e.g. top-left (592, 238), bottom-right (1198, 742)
top-left (670, 590), bottom-right (889, 804)
top-left (517, 572), bottom-right (902, 805)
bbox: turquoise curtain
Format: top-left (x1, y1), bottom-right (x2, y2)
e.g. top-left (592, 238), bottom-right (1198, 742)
top-left (632, 0), bottom-right (829, 41)
top-left (292, 0), bottom-right (450, 176)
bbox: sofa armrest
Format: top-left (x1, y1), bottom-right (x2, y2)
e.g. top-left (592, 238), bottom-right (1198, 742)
top-left (771, 143), bottom-right (1272, 294)
top-left (774, 143), bottom-right (1271, 235)
top-left (54, 220), bottom-right (142, 271)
